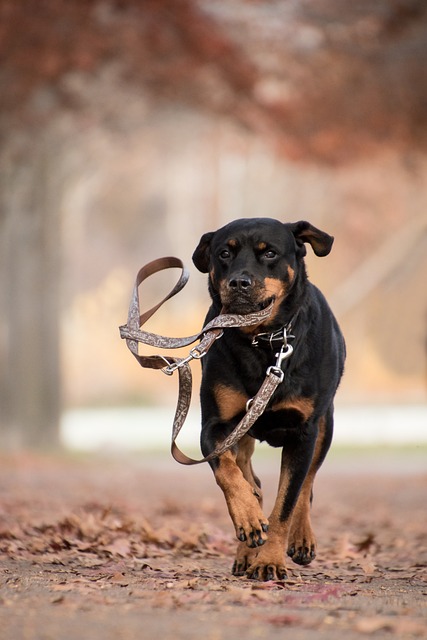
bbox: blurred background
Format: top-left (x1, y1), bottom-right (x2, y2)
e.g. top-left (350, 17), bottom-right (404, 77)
top-left (1, 0), bottom-right (426, 453)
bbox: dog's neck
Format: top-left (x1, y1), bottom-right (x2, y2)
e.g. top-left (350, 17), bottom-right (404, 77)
top-left (250, 313), bottom-right (298, 348)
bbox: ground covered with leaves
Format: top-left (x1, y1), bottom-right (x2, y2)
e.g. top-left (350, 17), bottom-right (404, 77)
top-left (0, 449), bottom-right (425, 639)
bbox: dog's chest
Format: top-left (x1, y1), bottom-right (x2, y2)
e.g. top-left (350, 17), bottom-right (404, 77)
top-left (248, 399), bottom-right (312, 447)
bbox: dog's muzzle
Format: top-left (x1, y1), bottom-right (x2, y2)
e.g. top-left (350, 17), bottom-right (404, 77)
top-left (220, 276), bottom-right (274, 314)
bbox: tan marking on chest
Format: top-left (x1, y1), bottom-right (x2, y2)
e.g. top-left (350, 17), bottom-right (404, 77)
top-left (214, 384), bottom-right (248, 421)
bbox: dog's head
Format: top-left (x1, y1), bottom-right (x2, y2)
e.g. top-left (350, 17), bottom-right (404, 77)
top-left (193, 218), bottom-right (333, 317)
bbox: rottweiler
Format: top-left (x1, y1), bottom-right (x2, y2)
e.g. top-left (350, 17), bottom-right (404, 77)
top-left (192, 218), bottom-right (346, 581)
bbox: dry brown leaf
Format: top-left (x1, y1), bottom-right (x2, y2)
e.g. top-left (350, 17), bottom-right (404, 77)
top-left (103, 537), bottom-right (132, 558)
top-left (334, 532), bottom-right (358, 559)
top-left (354, 533), bottom-right (377, 554)
top-left (357, 557), bottom-right (377, 575)
top-left (110, 572), bottom-right (130, 586)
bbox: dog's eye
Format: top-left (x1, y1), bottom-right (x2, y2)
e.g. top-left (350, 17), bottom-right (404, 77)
top-left (219, 249), bottom-right (231, 259)
top-left (264, 250), bottom-right (277, 259)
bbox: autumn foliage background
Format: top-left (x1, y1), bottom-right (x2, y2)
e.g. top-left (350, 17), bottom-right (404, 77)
top-left (1, 0), bottom-right (426, 448)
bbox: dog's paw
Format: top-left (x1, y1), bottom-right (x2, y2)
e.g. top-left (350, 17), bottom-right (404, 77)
top-left (245, 542), bottom-right (288, 581)
top-left (227, 492), bottom-right (269, 548)
top-left (237, 520), bottom-right (269, 548)
top-left (232, 542), bottom-right (258, 576)
top-left (287, 523), bottom-right (316, 565)
top-left (246, 560), bottom-right (288, 582)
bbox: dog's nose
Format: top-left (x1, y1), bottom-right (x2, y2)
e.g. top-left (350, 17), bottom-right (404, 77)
top-left (228, 275), bottom-right (252, 290)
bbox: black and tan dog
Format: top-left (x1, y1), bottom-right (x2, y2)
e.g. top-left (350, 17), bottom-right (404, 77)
top-left (192, 218), bottom-right (345, 581)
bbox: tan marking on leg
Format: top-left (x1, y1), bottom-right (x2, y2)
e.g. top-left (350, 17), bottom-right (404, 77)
top-left (236, 435), bottom-right (262, 503)
top-left (214, 384), bottom-right (247, 421)
top-left (287, 483), bottom-right (316, 566)
top-left (246, 465), bottom-right (291, 580)
top-left (272, 397), bottom-right (314, 422)
top-left (231, 436), bottom-right (264, 572)
top-left (287, 417), bottom-right (326, 565)
top-left (214, 450), bottom-right (268, 546)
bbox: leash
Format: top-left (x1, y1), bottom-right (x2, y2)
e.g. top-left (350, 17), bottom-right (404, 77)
top-left (119, 257), bottom-right (293, 465)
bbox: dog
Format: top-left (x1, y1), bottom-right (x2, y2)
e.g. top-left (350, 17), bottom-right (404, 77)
top-left (192, 218), bottom-right (346, 581)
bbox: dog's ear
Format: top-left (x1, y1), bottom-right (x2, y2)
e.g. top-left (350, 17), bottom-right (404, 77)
top-left (192, 231), bottom-right (215, 273)
top-left (289, 221), bottom-right (334, 257)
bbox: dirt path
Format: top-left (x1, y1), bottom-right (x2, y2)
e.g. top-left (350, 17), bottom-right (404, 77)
top-left (0, 450), bottom-right (425, 639)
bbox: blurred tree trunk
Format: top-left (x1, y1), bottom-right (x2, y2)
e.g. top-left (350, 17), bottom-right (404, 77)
top-left (0, 132), bottom-right (62, 449)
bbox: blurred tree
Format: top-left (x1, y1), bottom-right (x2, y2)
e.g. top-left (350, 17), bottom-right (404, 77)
top-left (0, 132), bottom-right (62, 448)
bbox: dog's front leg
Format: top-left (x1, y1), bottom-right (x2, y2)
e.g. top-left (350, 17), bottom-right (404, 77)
top-left (246, 423), bottom-right (318, 581)
top-left (287, 411), bottom-right (333, 566)
top-left (212, 449), bottom-right (269, 547)
top-left (201, 425), bottom-right (269, 547)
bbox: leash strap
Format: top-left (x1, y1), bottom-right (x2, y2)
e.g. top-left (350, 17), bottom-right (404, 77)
top-left (119, 257), bottom-right (283, 465)
top-left (171, 368), bottom-right (284, 465)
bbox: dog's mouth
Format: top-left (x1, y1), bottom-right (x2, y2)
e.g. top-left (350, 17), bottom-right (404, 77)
top-left (221, 294), bottom-right (275, 315)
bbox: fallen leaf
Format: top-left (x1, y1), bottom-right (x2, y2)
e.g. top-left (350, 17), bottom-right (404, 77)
top-left (354, 533), bottom-right (377, 554)
top-left (103, 538), bottom-right (132, 558)
top-left (357, 557), bottom-right (377, 575)
top-left (110, 572), bottom-right (130, 587)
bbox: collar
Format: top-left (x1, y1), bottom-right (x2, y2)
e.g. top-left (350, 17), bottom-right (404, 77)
top-left (251, 312), bottom-right (298, 349)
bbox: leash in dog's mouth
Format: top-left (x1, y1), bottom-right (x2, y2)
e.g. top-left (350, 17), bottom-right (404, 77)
top-left (260, 295), bottom-right (275, 310)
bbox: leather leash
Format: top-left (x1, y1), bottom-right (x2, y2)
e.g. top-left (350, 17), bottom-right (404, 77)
top-left (119, 257), bottom-right (292, 465)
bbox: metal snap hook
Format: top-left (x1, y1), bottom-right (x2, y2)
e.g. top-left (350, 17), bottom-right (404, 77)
top-left (275, 343), bottom-right (293, 368)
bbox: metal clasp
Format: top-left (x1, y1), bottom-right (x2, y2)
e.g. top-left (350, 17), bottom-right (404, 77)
top-left (162, 354), bottom-right (193, 375)
top-left (246, 338), bottom-right (294, 410)
top-left (266, 342), bottom-right (293, 382)
top-left (275, 342), bottom-right (294, 368)
top-left (161, 342), bottom-right (212, 376)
